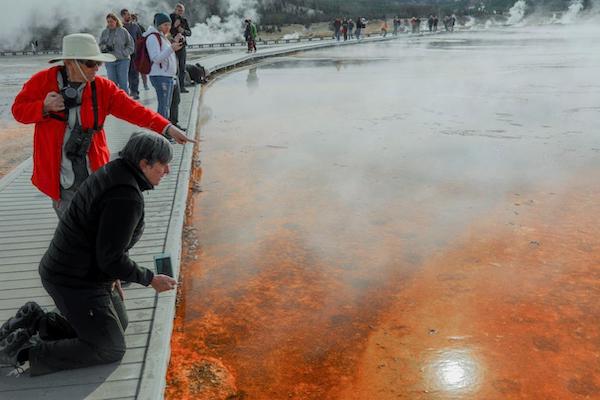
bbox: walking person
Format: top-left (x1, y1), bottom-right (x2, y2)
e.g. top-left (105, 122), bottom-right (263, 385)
top-left (121, 9), bottom-right (143, 99)
top-left (10, 33), bottom-right (193, 216)
top-left (355, 17), bottom-right (362, 40)
top-left (342, 18), bottom-right (349, 41)
top-left (428, 15), bottom-right (434, 32)
top-left (169, 3), bottom-right (192, 93)
top-left (99, 13), bottom-right (134, 94)
top-left (333, 18), bottom-right (342, 41)
top-left (244, 19), bottom-right (257, 53)
top-left (0, 132), bottom-right (178, 376)
top-left (348, 18), bottom-right (355, 39)
top-left (381, 19), bottom-right (389, 37)
top-left (144, 13), bottom-right (183, 123)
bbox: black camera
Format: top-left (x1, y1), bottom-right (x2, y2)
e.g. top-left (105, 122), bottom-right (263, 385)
top-left (64, 124), bottom-right (94, 161)
top-left (60, 86), bottom-right (80, 109)
top-left (101, 44), bottom-right (114, 53)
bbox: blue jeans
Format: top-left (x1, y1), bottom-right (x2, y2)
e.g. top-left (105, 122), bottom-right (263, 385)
top-left (105, 59), bottom-right (130, 94)
top-left (150, 76), bottom-right (175, 119)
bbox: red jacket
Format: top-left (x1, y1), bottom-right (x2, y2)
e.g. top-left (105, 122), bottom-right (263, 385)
top-left (12, 66), bottom-right (170, 200)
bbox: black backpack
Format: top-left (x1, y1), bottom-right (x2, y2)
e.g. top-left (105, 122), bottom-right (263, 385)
top-left (186, 63), bottom-right (208, 84)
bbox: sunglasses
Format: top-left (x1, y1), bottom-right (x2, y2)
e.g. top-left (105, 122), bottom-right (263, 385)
top-left (77, 59), bottom-right (103, 68)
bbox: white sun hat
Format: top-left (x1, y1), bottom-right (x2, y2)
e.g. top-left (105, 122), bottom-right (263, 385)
top-left (49, 33), bottom-right (116, 63)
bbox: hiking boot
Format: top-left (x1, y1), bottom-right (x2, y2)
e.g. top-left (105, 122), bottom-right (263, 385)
top-left (0, 328), bottom-right (35, 367)
top-left (0, 302), bottom-right (44, 341)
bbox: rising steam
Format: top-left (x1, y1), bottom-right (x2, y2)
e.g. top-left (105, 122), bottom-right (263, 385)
top-left (0, 0), bottom-right (260, 50)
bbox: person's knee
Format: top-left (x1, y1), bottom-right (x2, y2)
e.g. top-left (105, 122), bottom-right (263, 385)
top-left (96, 339), bottom-right (126, 363)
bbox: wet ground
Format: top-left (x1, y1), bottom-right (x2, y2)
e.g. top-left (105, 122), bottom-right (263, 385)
top-left (166, 24), bottom-right (600, 399)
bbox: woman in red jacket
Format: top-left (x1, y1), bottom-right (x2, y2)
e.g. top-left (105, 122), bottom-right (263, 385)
top-left (12, 33), bottom-right (194, 217)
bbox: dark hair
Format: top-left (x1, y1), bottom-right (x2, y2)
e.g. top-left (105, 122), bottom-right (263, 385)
top-left (120, 8), bottom-right (129, 16)
top-left (119, 132), bottom-right (173, 167)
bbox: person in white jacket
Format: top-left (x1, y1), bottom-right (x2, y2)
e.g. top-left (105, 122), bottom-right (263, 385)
top-left (144, 13), bottom-right (184, 120)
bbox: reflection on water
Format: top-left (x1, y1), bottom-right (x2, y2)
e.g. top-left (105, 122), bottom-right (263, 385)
top-left (246, 67), bottom-right (259, 92)
top-left (426, 349), bottom-right (482, 393)
top-left (167, 24), bottom-right (600, 399)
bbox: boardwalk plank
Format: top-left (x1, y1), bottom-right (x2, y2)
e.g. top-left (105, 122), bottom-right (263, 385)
top-left (0, 377), bottom-right (139, 400)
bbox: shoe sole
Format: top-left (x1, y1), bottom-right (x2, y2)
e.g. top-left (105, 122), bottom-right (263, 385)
top-left (0, 302), bottom-right (43, 341)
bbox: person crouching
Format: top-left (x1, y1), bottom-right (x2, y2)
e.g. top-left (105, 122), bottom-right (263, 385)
top-left (0, 132), bottom-right (177, 376)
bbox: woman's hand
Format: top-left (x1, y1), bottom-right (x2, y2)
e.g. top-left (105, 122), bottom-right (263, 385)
top-left (167, 125), bottom-right (196, 144)
top-left (171, 41), bottom-right (184, 52)
top-left (151, 274), bottom-right (178, 293)
top-left (112, 280), bottom-right (126, 300)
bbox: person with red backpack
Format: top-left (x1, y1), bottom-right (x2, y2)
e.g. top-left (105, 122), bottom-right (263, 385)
top-left (140, 13), bottom-right (183, 123)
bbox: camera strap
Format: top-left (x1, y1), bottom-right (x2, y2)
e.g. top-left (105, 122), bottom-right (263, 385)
top-left (50, 67), bottom-right (101, 133)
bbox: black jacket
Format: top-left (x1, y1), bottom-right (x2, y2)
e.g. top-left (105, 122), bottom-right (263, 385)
top-left (169, 13), bottom-right (192, 43)
top-left (39, 158), bottom-right (155, 288)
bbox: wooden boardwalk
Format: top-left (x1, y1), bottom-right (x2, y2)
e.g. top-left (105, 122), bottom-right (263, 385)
top-left (0, 33), bottom-right (405, 399)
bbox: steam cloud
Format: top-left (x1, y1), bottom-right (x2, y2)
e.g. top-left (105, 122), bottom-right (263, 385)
top-left (0, 0), bottom-right (260, 50)
top-left (0, 0), bottom-right (597, 51)
top-left (189, 0), bottom-right (260, 44)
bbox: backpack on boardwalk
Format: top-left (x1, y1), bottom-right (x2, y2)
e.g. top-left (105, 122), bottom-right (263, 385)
top-left (186, 63), bottom-right (208, 84)
top-left (133, 33), bottom-right (161, 74)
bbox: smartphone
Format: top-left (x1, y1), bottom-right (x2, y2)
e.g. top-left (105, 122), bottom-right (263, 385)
top-left (154, 253), bottom-right (174, 277)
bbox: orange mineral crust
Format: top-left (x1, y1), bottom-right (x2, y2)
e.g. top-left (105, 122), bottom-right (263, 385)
top-left (165, 27), bottom-right (600, 398)
top-left (168, 176), bottom-right (600, 399)
top-left (0, 122), bottom-right (32, 178)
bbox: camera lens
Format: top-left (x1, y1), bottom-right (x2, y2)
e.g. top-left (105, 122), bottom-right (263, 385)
top-left (63, 87), bottom-right (78, 100)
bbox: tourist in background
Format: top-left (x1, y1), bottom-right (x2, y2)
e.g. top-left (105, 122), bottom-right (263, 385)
top-left (244, 19), bottom-right (257, 53)
top-left (170, 3), bottom-right (192, 93)
top-left (342, 18), bottom-right (349, 41)
top-left (121, 8), bottom-right (143, 99)
top-left (99, 13), bottom-right (134, 94)
top-left (381, 18), bottom-right (389, 37)
top-left (333, 18), bottom-right (342, 41)
top-left (355, 17), bottom-right (362, 40)
top-left (144, 13), bottom-right (182, 127)
top-left (393, 17), bottom-right (400, 35)
top-left (131, 13), bottom-right (151, 91)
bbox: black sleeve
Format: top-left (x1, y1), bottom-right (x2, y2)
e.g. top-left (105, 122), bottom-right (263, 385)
top-left (183, 18), bottom-right (192, 36)
top-left (95, 188), bottom-right (154, 286)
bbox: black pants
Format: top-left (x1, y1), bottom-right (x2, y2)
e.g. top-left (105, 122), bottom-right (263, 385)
top-left (169, 79), bottom-right (181, 126)
top-left (128, 59), bottom-right (140, 96)
top-left (29, 279), bottom-right (128, 376)
top-left (176, 47), bottom-right (187, 88)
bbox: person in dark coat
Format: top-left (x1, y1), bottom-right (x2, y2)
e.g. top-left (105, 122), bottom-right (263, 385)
top-left (0, 132), bottom-right (178, 375)
top-left (170, 3), bottom-right (192, 93)
top-left (121, 8), bottom-right (143, 99)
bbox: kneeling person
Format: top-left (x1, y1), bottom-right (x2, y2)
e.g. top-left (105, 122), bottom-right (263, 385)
top-left (0, 132), bottom-right (177, 376)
